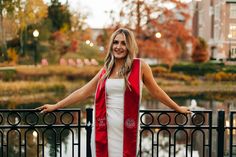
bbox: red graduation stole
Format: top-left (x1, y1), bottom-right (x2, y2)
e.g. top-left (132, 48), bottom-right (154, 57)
top-left (95, 59), bottom-right (140, 157)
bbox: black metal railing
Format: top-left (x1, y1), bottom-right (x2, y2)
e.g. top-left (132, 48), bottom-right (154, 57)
top-left (139, 110), bottom-right (213, 157)
top-left (229, 111), bottom-right (236, 157)
top-left (0, 109), bottom-right (236, 157)
top-left (0, 108), bottom-right (92, 157)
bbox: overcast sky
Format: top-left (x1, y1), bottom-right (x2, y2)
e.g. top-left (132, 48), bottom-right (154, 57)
top-left (43, 0), bottom-right (193, 28)
top-left (44, 0), bottom-right (122, 29)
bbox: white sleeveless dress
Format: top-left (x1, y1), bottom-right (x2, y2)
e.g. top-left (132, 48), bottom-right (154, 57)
top-left (91, 79), bottom-right (125, 157)
top-left (106, 79), bottom-right (125, 157)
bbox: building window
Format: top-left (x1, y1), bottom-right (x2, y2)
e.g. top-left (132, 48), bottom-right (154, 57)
top-left (229, 24), bottom-right (236, 38)
top-left (214, 24), bottom-right (220, 40)
top-left (230, 4), bottom-right (236, 19)
top-left (231, 47), bottom-right (236, 59)
top-left (214, 5), bottom-right (220, 21)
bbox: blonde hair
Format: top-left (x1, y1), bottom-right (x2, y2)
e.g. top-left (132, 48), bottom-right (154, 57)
top-left (102, 28), bottom-right (138, 88)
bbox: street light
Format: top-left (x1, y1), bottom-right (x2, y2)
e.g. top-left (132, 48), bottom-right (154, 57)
top-left (155, 32), bottom-right (162, 39)
top-left (33, 29), bottom-right (39, 38)
top-left (89, 42), bottom-right (94, 47)
top-left (33, 29), bottom-right (39, 66)
top-left (228, 34), bottom-right (232, 60)
top-left (86, 40), bottom-right (91, 45)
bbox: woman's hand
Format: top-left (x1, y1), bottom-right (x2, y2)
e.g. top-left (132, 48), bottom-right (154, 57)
top-left (177, 106), bottom-right (191, 114)
top-left (36, 104), bottom-right (59, 113)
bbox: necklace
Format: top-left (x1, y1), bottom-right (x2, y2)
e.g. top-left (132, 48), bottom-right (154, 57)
top-left (114, 68), bottom-right (122, 78)
top-left (115, 71), bottom-right (120, 77)
top-left (113, 66), bottom-right (123, 77)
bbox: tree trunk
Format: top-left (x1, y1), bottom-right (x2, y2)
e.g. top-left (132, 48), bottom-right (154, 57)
top-left (0, 14), bottom-right (8, 61)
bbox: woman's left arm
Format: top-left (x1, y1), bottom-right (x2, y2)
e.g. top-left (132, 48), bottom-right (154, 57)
top-left (141, 60), bottom-right (191, 114)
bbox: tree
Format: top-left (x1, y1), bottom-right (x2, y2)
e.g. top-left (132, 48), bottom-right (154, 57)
top-left (0, 0), bottom-right (20, 61)
top-left (0, 0), bottom-right (48, 62)
top-left (17, 0), bottom-right (48, 56)
top-left (192, 37), bottom-right (209, 63)
top-left (119, 0), bottom-right (196, 68)
top-left (96, 29), bottom-right (113, 50)
top-left (70, 11), bottom-right (88, 32)
top-left (23, 0), bottom-right (48, 25)
top-left (48, 0), bottom-right (71, 32)
top-left (42, 1), bottom-right (91, 64)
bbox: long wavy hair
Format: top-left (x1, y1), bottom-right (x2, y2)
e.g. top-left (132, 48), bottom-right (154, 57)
top-left (101, 28), bottom-right (138, 88)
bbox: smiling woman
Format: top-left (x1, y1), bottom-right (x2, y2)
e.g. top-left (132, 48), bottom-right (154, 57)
top-left (37, 27), bottom-right (190, 157)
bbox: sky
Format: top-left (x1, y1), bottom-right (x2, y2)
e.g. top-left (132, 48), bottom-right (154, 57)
top-left (44, 0), bottom-right (193, 29)
top-left (44, 0), bottom-right (122, 29)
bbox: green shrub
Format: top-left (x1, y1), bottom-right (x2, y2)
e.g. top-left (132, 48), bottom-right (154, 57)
top-left (0, 68), bottom-right (17, 81)
top-left (155, 62), bottom-right (229, 76)
top-left (171, 62), bottom-right (224, 75)
top-left (223, 66), bottom-right (236, 73)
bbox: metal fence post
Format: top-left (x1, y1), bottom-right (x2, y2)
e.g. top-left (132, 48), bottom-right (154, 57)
top-left (86, 108), bottom-right (93, 157)
top-left (229, 112), bottom-right (233, 157)
top-left (217, 110), bottom-right (225, 157)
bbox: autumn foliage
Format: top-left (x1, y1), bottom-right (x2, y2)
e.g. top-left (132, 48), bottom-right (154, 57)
top-left (120, 0), bottom-right (196, 68)
top-left (50, 28), bottom-right (93, 56)
top-left (192, 37), bottom-right (209, 63)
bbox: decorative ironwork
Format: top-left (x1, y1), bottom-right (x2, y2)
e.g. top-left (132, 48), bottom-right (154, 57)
top-left (0, 108), bottom-right (236, 157)
top-left (229, 111), bottom-right (236, 156)
top-left (139, 110), bottom-right (213, 157)
top-left (0, 109), bottom-right (92, 157)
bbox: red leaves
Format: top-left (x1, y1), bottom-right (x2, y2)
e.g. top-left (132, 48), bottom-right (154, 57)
top-left (119, 0), bottom-right (196, 67)
top-left (192, 37), bottom-right (209, 63)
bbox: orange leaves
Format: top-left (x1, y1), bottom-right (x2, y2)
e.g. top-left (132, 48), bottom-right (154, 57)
top-left (50, 30), bottom-right (84, 55)
top-left (192, 37), bottom-right (209, 63)
top-left (119, 0), bottom-right (196, 67)
top-left (138, 16), bottom-right (194, 67)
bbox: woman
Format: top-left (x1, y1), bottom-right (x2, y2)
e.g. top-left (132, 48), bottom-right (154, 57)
top-left (37, 28), bottom-right (191, 157)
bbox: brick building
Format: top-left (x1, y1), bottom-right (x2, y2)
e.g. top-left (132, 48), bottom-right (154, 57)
top-left (191, 0), bottom-right (236, 60)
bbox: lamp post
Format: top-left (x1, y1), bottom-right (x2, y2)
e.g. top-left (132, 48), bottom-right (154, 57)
top-left (228, 34), bottom-right (232, 60)
top-left (33, 29), bottom-right (39, 66)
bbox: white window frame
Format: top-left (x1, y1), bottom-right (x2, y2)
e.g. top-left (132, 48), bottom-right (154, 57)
top-left (229, 24), bottom-right (236, 39)
top-left (230, 4), bottom-right (236, 19)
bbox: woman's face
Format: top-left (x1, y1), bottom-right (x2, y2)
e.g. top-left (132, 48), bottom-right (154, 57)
top-left (112, 33), bottom-right (128, 59)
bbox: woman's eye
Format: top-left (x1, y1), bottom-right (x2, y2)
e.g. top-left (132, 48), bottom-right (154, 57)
top-left (113, 40), bottom-right (118, 44)
top-left (113, 40), bottom-right (126, 45)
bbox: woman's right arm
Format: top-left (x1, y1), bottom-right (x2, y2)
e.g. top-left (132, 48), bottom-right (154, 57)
top-left (37, 69), bottom-right (102, 112)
